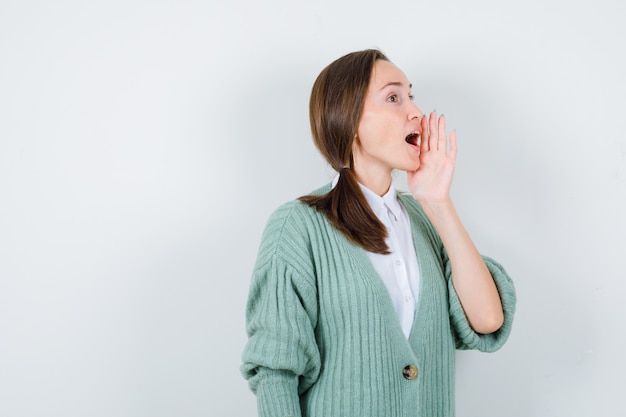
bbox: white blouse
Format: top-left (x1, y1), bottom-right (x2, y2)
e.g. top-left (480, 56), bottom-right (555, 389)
top-left (333, 177), bottom-right (421, 339)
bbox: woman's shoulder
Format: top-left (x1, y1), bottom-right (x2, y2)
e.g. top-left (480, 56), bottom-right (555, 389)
top-left (261, 183), bottom-right (331, 241)
top-left (255, 184), bottom-right (332, 271)
top-left (266, 183), bottom-right (331, 225)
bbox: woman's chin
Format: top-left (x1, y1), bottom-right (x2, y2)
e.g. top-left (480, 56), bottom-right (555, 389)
top-left (399, 160), bottom-right (420, 172)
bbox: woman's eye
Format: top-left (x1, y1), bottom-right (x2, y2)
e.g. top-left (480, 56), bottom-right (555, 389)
top-left (409, 94), bottom-right (414, 101)
top-left (387, 95), bottom-right (398, 103)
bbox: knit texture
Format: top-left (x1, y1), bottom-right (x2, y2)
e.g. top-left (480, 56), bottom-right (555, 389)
top-left (241, 185), bottom-right (516, 417)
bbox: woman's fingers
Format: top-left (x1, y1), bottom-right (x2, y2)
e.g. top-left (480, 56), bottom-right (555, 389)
top-left (449, 129), bottom-right (457, 160)
top-left (438, 114), bottom-right (447, 153)
top-left (420, 115), bottom-right (429, 153)
top-left (428, 111), bottom-right (438, 151)
top-left (422, 111), bottom-right (454, 156)
top-left (409, 111), bottom-right (458, 203)
top-left (428, 111), bottom-right (448, 153)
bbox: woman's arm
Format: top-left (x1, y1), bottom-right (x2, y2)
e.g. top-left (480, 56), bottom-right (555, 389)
top-left (419, 199), bottom-right (504, 334)
top-left (241, 204), bottom-right (321, 417)
top-left (407, 112), bottom-right (504, 334)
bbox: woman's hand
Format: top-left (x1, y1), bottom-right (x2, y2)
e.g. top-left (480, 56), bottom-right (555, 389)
top-left (406, 111), bottom-right (457, 204)
top-left (407, 112), bottom-right (504, 334)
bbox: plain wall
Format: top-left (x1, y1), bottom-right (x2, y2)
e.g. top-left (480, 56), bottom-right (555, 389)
top-left (1, 0), bottom-right (625, 416)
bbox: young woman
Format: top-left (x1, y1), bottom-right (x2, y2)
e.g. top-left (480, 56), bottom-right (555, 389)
top-left (241, 49), bottom-right (516, 417)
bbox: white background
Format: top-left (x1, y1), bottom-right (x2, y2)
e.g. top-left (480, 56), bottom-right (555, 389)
top-left (1, 1), bottom-right (625, 416)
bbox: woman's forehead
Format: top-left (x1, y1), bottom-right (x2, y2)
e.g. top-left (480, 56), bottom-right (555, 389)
top-left (371, 60), bottom-right (411, 89)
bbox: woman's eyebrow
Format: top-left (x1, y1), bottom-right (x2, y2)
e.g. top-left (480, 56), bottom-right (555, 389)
top-left (379, 81), bottom-right (412, 90)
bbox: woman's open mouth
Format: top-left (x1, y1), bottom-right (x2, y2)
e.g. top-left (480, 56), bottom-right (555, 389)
top-left (405, 131), bottom-right (420, 147)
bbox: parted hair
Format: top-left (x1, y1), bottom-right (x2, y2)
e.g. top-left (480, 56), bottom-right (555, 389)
top-left (299, 49), bottom-right (390, 254)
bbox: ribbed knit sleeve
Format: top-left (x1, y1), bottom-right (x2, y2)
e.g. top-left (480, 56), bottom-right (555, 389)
top-left (241, 203), bottom-right (321, 417)
top-left (446, 254), bottom-right (517, 352)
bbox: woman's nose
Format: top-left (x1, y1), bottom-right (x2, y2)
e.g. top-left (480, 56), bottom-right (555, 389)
top-left (408, 102), bottom-right (423, 121)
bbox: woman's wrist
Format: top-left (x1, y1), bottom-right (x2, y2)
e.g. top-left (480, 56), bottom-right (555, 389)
top-left (416, 197), bottom-right (455, 219)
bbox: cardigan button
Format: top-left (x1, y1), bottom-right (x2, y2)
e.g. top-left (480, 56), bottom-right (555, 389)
top-left (402, 365), bottom-right (418, 380)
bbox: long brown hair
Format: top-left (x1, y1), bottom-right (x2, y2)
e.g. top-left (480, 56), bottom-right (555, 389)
top-left (299, 49), bottom-right (390, 254)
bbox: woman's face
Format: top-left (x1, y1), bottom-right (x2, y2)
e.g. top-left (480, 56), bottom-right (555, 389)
top-left (354, 59), bottom-right (423, 180)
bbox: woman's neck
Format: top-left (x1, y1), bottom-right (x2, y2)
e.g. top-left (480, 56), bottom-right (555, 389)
top-left (353, 166), bottom-right (392, 197)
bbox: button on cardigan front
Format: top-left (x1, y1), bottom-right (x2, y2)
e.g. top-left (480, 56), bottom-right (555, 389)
top-left (403, 365), bottom-right (419, 380)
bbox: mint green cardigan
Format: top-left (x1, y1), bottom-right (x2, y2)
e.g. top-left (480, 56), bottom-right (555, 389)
top-left (241, 185), bottom-right (516, 417)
